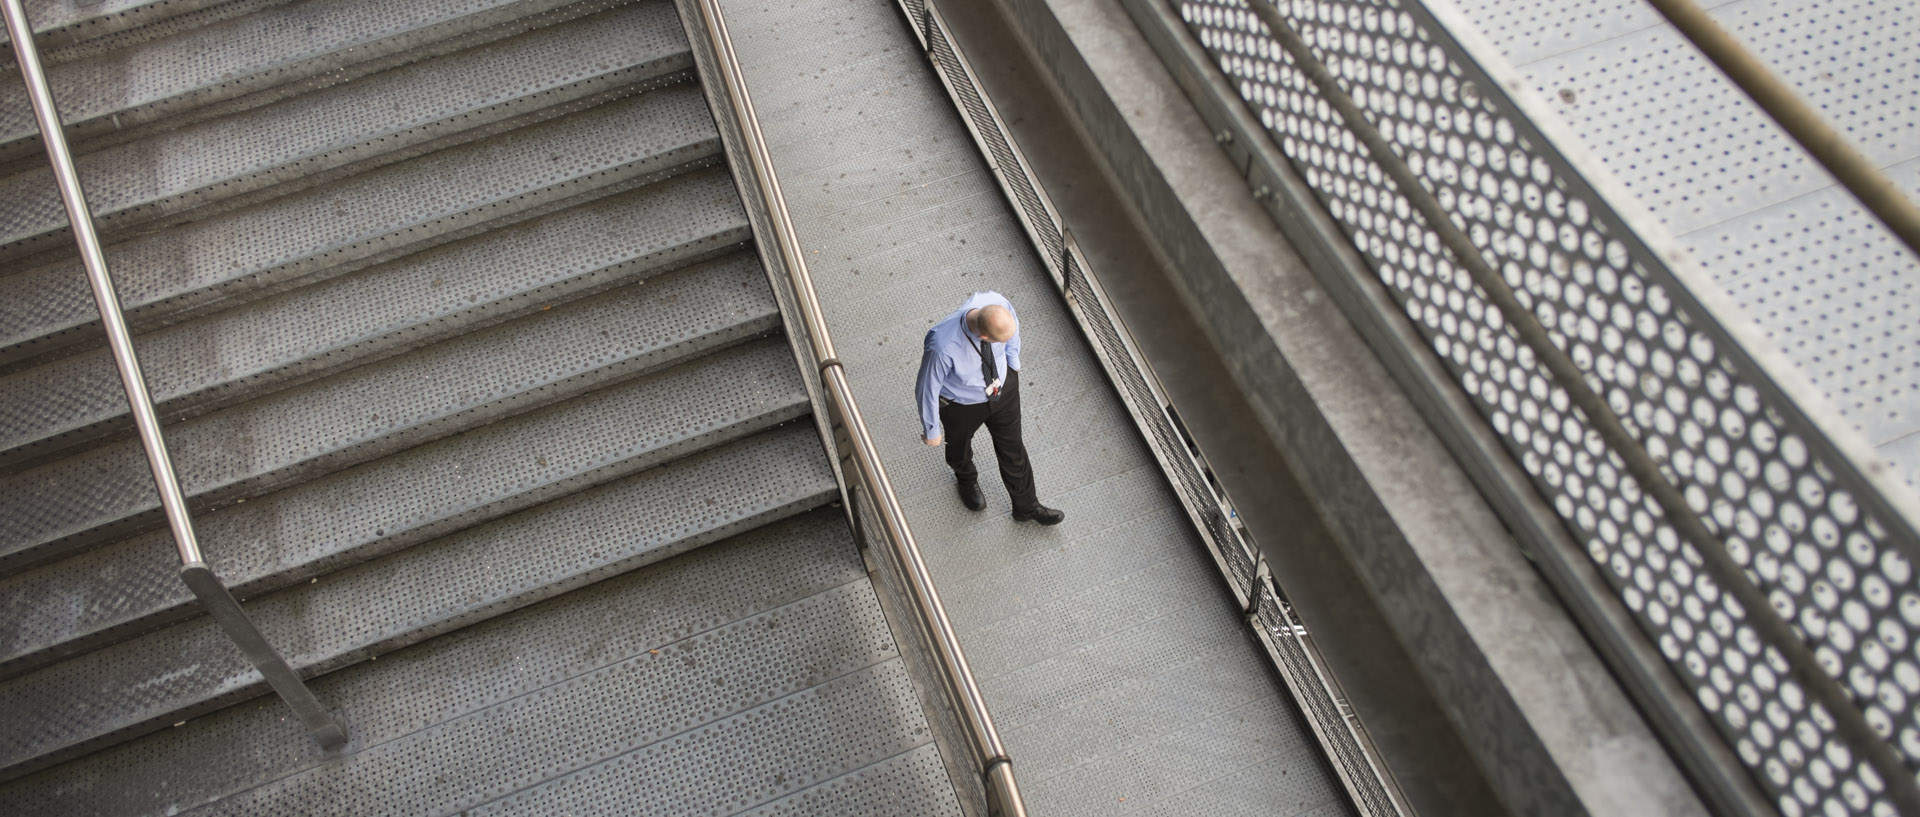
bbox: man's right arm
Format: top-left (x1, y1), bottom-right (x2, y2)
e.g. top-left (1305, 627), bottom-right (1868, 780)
top-left (915, 334), bottom-right (948, 444)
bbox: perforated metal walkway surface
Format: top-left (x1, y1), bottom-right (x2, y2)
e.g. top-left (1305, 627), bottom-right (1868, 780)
top-left (715, 1), bottom-right (1352, 814)
top-left (1452, 0), bottom-right (1920, 486)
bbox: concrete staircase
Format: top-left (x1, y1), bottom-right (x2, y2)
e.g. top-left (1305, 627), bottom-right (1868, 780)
top-left (0, 1), bottom-right (960, 813)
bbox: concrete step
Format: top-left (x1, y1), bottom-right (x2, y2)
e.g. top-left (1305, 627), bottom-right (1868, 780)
top-left (0, 0), bottom-right (632, 163)
top-left (0, 336), bottom-right (808, 681)
top-left (469, 665), bottom-right (945, 817)
top-left (0, 0), bottom-right (693, 262)
top-left (0, 1), bottom-right (281, 51)
top-left (0, 167), bottom-right (749, 471)
top-left (16, 3), bottom-right (319, 86)
top-left (0, 253), bottom-right (779, 571)
top-left (0, 83), bottom-right (721, 370)
top-left (0, 509), bottom-right (958, 817)
top-left (0, 423), bottom-right (840, 782)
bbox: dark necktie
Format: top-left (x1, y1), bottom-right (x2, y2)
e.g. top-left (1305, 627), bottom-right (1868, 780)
top-left (978, 336), bottom-right (999, 398)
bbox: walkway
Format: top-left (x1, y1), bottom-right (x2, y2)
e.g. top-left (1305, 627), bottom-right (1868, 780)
top-left (715, 0), bottom-right (1352, 814)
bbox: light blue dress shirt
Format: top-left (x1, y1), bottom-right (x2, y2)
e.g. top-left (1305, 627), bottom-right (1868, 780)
top-left (915, 291), bottom-right (1022, 439)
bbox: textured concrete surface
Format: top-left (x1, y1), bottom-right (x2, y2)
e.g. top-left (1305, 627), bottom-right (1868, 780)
top-left (712, 0), bottom-right (1353, 813)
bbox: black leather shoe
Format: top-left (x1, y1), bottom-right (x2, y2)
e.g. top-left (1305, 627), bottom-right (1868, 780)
top-left (1012, 505), bottom-right (1065, 525)
top-left (957, 480), bottom-right (986, 511)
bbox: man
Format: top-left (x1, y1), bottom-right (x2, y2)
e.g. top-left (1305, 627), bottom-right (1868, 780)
top-left (915, 291), bottom-right (1065, 525)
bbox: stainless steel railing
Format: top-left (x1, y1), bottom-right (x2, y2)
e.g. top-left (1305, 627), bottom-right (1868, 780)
top-left (1, 0), bottom-right (346, 753)
top-left (679, 1), bottom-right (1025, 814)
top-left (1132, 0), bottom-right (1920, 814)
top-left (1236, 1), bottom-right (1915, 812)
top-left (1640, 0), bottom-right (1920, 260)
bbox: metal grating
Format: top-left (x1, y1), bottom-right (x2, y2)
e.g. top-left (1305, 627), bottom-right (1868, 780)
top-left (0, 337), bottom-right (808, 678)
top-left (467, 661), bottom-right (935, 817)
top-left (0, 0), bottom-right (618, 148)
top-left (0, 253), bottom-right (779, 568)
top-left (2, 1), bottom-right (279, 50)
top-left (0, 169), bottom-right (750, 467)
top-left (0, 83), bottom-right (722, 366)
top-left (199, 585), bottom-right (906, 816)
top-left (0, 424), bottom-right (838, 779)
top-left (739, 744), bottom-right (965, 817)
top-left (0, 509), bottom-right (938, 816)
top-left (901, 1), bottom-right (1398, 813)
top-left (1, 0), bottom-right (957, 809)
top-left (1171, 0), bottom-right (1920, 813)
top-left (0, 1), bottom-right (694, 256)
top-left (848, 477), bottom-right (994, 817)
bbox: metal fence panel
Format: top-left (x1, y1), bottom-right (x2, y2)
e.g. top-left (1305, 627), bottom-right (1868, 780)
top-left (1170, 1), bottom-right (1920, 813)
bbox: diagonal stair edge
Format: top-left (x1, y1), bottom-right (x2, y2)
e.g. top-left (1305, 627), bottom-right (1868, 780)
top-left (0, 168), bottom-right (752, 471)
top-left (0, 337), bottom-right (808, 680)
top-left (0, 81), bottom-right (723, 369)
top-left (0, 252), bottom-right (778, 570)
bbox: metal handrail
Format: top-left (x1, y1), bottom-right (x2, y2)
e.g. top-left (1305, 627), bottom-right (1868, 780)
top-left (1642, 0), bottom-right (1920, 261)
top-left (1135, 0), bottom-right (1920, 813)
top-left (1233, 2), bottom-right (1920, 812)
top-left (2, 0), bottom-right (345, 752)
top-left (892, 2), bottom-right (1411, 813)
top-left (686, 0), bottom-right (1025, 813)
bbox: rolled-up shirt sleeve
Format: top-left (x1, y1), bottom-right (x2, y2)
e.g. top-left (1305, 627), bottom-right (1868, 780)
top-left (1005, 304), bottom-right (1022, 372)
top-left (916, 332), bottom-right (949, 439)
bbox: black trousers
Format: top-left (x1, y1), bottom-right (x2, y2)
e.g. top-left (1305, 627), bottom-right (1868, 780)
top-left (939, 370), bottom-right (1039, 513)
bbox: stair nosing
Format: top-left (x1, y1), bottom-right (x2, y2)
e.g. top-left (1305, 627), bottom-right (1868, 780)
top-left (1, 1), bottom-right (263, 49)
top-left (0, 258), bottom-right (782, 570)
top-left (0, 85), bottom-right (723, 369)
top-left (0, 185), bottom-right (751, 471)
top-left (0, 339), bottom-right (812, 681)
top-left (0, 0), bottom-right (636, 155)
top-left (0, 425), bottom-right (839, 782)
top-left (0, 508), bottom-right (871, 814)
top-left (0, 3), bottom-right (695, 258)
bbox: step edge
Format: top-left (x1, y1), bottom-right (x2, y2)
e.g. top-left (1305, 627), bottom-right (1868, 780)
top-left (0, 135), bottom-right (725, 370)
top-left (0, 0), bottom-right (631, 153)
top-left (0, 222), bottom-right (749, 471)
top-left (0, 301), bottom-right (781, 571)
top-left (1, 1), bottom-right (262, 50)
top-left (0, 55), bottom-right (698, 260)
top-left (0, 394), bottom-right (811, 681)
top-left (0, 456), bottom-right (839, 782)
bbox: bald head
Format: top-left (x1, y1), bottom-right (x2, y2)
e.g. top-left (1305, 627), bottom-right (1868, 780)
top-left (972, 304), bottom-right (1017, 343)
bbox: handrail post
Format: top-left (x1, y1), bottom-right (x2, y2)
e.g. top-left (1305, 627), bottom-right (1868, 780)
top-left (2, 0), bottom-right (346, 753)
